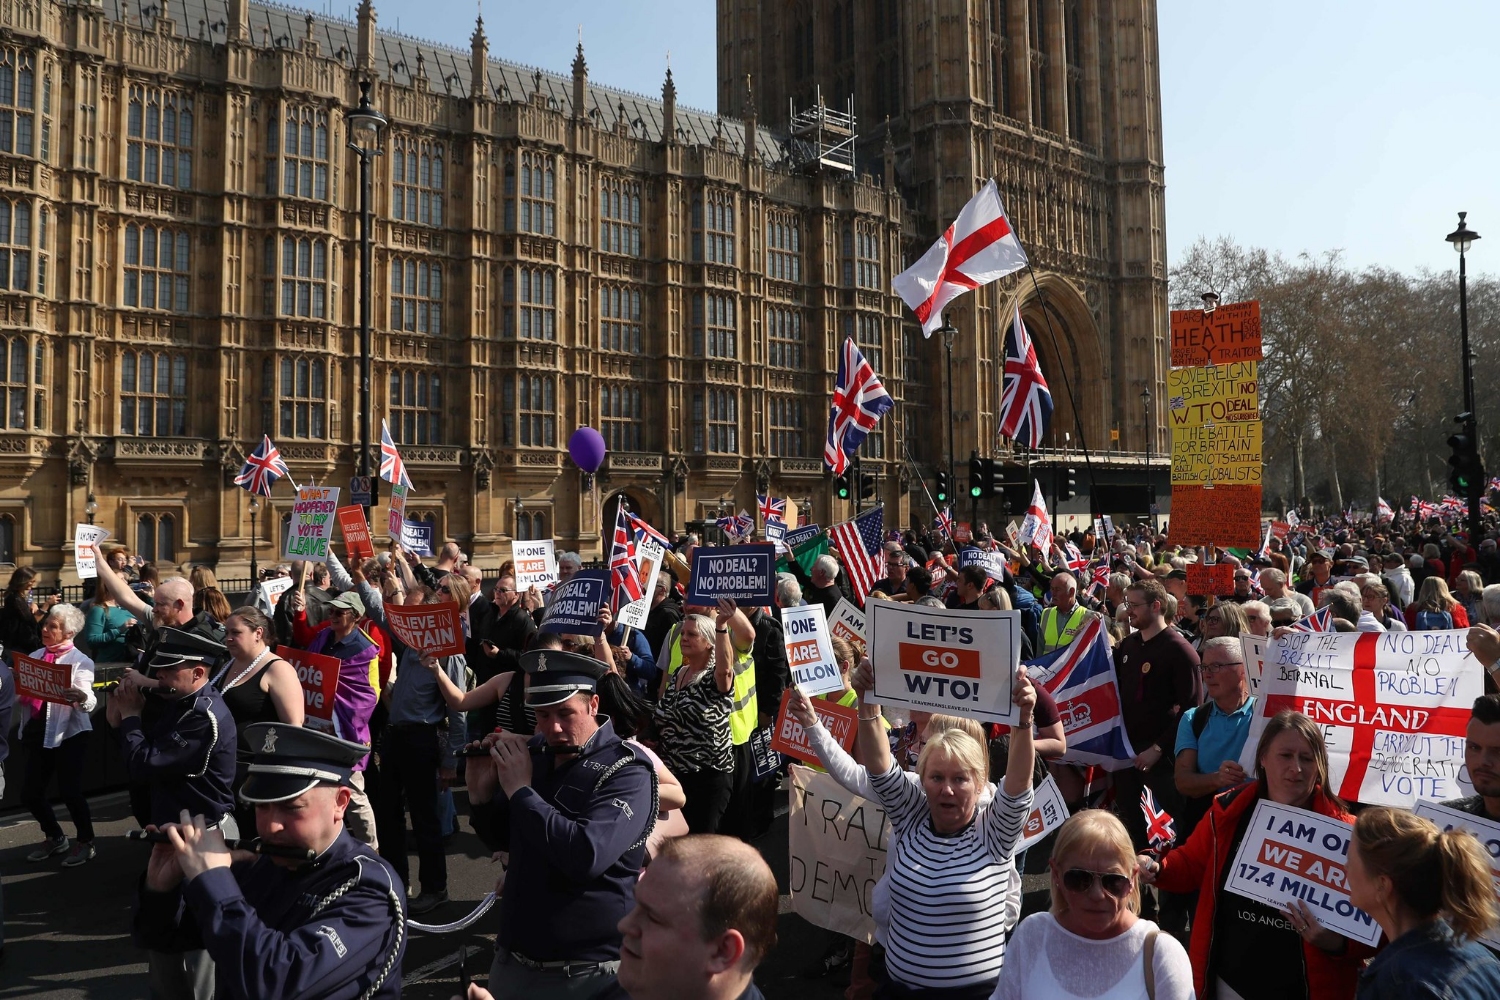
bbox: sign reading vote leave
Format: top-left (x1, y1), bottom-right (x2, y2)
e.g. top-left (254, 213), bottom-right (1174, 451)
top-left (615, 538), bottom-right (665, 631)
top-left (540, 570), bottom-right (609, 637)
top-left (285, 485), bottom-right (340, 562)
top-left (782, 603), bottom-right (844, 697)
top-left (383, 602), bottom-right (465, 658)
top-left (867, 600), bottom-right (1022, 725)
top-left (1238, 630), bottom-right (1479, 807)
top-left (1414, 800), bottom-right (1500, 951)
top-left (512, 539), bottom-right (558, 589)
top-left (277, 645), bottom-right (340, 732)
top-left (1223, 799), bottom-right (1381, 946)
top-left (688, 544), bottom-right (777, 605)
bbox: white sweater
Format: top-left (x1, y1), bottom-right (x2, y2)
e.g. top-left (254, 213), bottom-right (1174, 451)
top-left (17, 646), bottom-right (97, 749)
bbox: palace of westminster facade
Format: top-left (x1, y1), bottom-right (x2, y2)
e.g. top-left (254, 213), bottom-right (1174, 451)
top-left (0, 0), bottom-right (1167, 579)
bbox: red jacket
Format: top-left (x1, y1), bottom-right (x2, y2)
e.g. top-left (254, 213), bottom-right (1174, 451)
top-left (1154, 779), bottom-right (1375, 999)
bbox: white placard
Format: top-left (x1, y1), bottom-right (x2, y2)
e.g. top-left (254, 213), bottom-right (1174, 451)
top-left (1241, 633), bottom-right (1268, 695)
top-left (284, 485), bottom-right (340, 563)
top-left (783, 603), bottom-right (844, 697)
top-left (74, 524), bottom-right (111, 579)
top-left (1223, 799), bottom-right (1382, 946)
top-left (1016, 775), bottom-right (1070, 853)
top-left (260, 576), bottom-right (294, 608)
top-left (828, 598), bottom-right (867, 650)
top-left (1413, 799), bottom-right (1500, 951)
top-left (512, 539), bottom-right (559, 590)
top-left (867, 600), bottom-right (1022, 725)
top-left (386, 482), bottom-right (408, 538)
top-left (615, 538), bottom-right (665, 631)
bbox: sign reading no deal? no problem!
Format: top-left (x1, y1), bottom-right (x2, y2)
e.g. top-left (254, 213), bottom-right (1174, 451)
top-left (867, 600), bottom-right (1023, 725)
top-left (688, 544), bottom-right (778, 606)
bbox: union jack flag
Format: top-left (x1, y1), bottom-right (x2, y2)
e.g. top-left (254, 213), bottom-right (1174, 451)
top-left (1054, 540), bottom-right (1087, 573)
top-left (933, 506), bottom-right (954, 539)
top-left (379, 419), bottom-right (413, 489)
top-left (1289, 606), bottom-right (1334, 633)
top-left (997, 305), bottom-right (1053, 448)
top-left (1026, 617), bottom-right (1136, 771)
top-left (233, 435), bottom-right (292, 496)
top-left (1088, 561), bottom-right (1111, 597)
top-left (824, 338), bottom-right (893, 475)
top-left (626, 511), bottom-right (672, 551)
top-left (829, 506), bottom-right (885, 603)
top-left (609, 504), bottom-right (643, 612)
top-left (757, 493), bottom-right (787, 525)
top-left (1141, 787), bottom-right (1177, 851)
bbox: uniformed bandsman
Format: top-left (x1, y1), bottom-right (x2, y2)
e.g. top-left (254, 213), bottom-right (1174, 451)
top-left (135, 722), bottom-right (406, 1000)
top-left (466, 648), bottom-right (657, 1000)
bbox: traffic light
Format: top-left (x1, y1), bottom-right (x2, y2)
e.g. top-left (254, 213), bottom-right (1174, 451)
top-left (1062, 466), bottom-right (1079, 500)
top-left (986, 460), bottom-right (1006, 498)
top-left (859, 473), bottom-right (877, 500)
top-left (835, 472), bottom-right (852, 500)
top-left (968, 454), bottom-right (984, 498)
top-left (1448, 412), bottom-right (1484, 494)
top-left (934, 471), bottom-right (950, 504)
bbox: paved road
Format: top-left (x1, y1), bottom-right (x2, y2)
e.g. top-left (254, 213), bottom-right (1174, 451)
top-left (0, 786), bottom-right (1053, 999)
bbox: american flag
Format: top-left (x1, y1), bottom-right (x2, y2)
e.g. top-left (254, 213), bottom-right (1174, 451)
top-left (829, 506), bottom-right (885, 603)
top-left (626, 511), bottom-right (673, 551)
top-left (1141, 787), bottom-right (1177, 850)
top-left (379, 419), bottom-right (413, 489)
top-left (997, 305), bottom-right (1053, 448)
top-left (233, 434), bottom-right (291, 497)
top-left (608, 504), bottom-right (643, 611)
top-left (824, 338), bottom-right (894, 475)
top-left (1289, 606), bottom-right (1334, 633)
top-left (757, 493), bottom-right (787, 524)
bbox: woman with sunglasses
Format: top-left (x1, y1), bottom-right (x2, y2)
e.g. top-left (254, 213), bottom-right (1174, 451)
top-left (994, 809), bottom-right (1193, 1000)
top-left (1195, 600), bottom-right (1247, 652)
top-left (1138, 710), bottom-right (1373, 999)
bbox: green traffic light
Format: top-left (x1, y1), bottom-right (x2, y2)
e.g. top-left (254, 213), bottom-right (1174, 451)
top-left (970, 485), bottom-right (982, 498)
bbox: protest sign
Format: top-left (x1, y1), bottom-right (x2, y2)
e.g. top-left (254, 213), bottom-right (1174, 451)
top-left (13, 653), bottom-right (74, 705)
top-left (785, 523), bottom-right (822, 549)
top-left (1017, 775), bottom-right (1070, 854)
top-left (512, 539), bottom-right (558, 589)
top-left (769, 690), bottom-right (860, 766)
top-left (764, 518), bottom-right (787, 549)
top-left (782, 603), bottom-right (844, 697)
top-left (615, 538), bottom-right (665, 630)
top-left (285, 485), bottom-right (340, 562)
top-left (74, 524), bottom-right (111, 579)
top-left (958, 546), bottom-right (1007, 582)
top-left (828, 598), bottom-right (867, 652)
top-left (386, 483), bottom-right (408, 537)
top-left (749, 726), bottom-right (782, 780)
top-left (1005, 521), bottom-right (1021, 547)
top-left (1186, 563), bottom-right (1235, 596)
top-left (1169, 299), bottom-right (1263, 367)
top-left (1413, 800), bottom-right (1500, 950)
top-left (788, 765), bottom-right (889, 943)
top-left (867, 600), bottom-right (1022, 725)
top-left (400, 519), bottom-right (433, 556)
top-left (1241, 633), bottom-right (1269, 695)
top-left (383, 601), bottom-right (466, 658)
top-left (276, 645), bottom-right (340, 731)
top-left (1223, 799), bottom-right (1381, 946)
top-left (1168, 484), bottom-right (1262, 547)
top-left (336, 506), bottom-right (374, 561)
top-left (260, 576), bottom-right (294, 609)
top-left (1171, 420), bottom-right (1263, 486)
top-left (1166, 362), bottom-right (1260, 427)
top-left (1270, 520), bottom-right (1291, 540)
top-left (540, 571), bottom-right (609, 636)
top-left (1238, 631), bottom-right (1479, 807)
top-left (954, 522), bottom-right (973, 544)
top-left (688, 544), bottom-right (778, 605)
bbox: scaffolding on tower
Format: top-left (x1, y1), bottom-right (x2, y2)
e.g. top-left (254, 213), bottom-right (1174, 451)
top-left (787, 86), bottom-right (856, 175)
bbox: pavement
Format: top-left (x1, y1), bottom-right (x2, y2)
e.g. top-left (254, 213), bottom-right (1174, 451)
top-left (0, 785), bottom-right (1055, 999)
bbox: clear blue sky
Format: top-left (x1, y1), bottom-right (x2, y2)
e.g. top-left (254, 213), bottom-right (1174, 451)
top-left (298, 0), bottom-right (1498, 275)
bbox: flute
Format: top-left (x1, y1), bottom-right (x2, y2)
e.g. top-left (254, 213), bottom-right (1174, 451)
top-left (126, 828), bottom-right (317, 862)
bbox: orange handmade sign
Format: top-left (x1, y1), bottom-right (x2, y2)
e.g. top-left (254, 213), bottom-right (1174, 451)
top-left (13, 653), bottom-right (74, 705)
top-left (337, 506), bottom-right (375, 561)
top-left (1168, 484), bottom-right (1262, 548)
top-left (1186, 563), bottom-right (1236, 596)
top-left (769, 690), bottom-right (860, 767)
top-left (384, 601), bottom-right (465, 658)
top-left (277, 645), bottom-right (340, 731)
top-left (1170, 300), bottom-right (1262, 367)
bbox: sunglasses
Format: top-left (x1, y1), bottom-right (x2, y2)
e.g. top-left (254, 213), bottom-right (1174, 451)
top-left (1060, 868), bottom-right (1133, 898)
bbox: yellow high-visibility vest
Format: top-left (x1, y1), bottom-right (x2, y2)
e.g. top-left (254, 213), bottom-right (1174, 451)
top-left (666, 627), bottom-right (758, 746)
top-left (1040, 603), bottom-right (1089, 654)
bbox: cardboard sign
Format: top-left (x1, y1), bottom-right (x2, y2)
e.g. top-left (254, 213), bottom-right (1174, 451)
top-left (400, 519), bottom-right (433, 557)
top-left (1223, 799), bottom-right (1381, 946)
top-left (1171, 420), bottom-right (1263, 486)
top-left (1169, 300), bottom-right (1263, 367)
top-left (1238, 631), bottom-right (1479, 807)
top-left (285, 485), bottom-right (340, 562)
top-left (828, 598), bottom-right (867, 652)
top-left (512, 539), bottom-right (559, 590)
top-left (74, 524), bottom-right (111, 579)
top-left (337, 506), bottom-right (374, 561)
top-left (1186, 563), bottom-right (1235, 596)
top-left (749, 726), bottom-right (782, 780)
top-left (386, 483), bottom-right (408, 537)
top-left (788, 765), bottom-right (890, 944)
top-left (615, 538), bottom-right (666, 631)
top-left (1241, 633), bottom-right (1269, 695)
top-left (867, 600), bottom-right (1023, 725)
top-left (276, 645), bottom-right (340, 732)
top-left (540, 571), bottom-right (610, 637)
top-left (260, 576), bottom-right (294, 609)
top-left (769, 690), bottom-right (860, 766)
top-left (13, 653), bottom-right (74, 705)
top-left (958, 546), bottom-right (1007, 582)
top-left (1169, 484), bottom-right (1262, 547)
top-left (1166, 362), bottom-right (1260, 427)
top-left (382, 601), bottom-right (465, 658)
top-left (688, 544), bottom-right (778, 606)
top-left (785, 524), bottom-right (822, 549)
top-left (1017, 775), bottom-right (1070, 854)
top-left (1413, 800), bottom-right (1500, 951)
top-left (782, 603), bottom-right (844, 697)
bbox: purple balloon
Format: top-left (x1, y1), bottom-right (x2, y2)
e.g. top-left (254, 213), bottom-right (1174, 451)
top-left (568, 426), bottom-right (608, 474)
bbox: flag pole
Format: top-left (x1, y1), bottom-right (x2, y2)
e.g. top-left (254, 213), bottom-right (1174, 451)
top-left (901, 440), bottom-right (953, 545)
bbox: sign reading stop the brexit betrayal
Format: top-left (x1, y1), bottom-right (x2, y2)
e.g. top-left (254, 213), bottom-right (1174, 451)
top-left (867, 600), bottom-right (1022, 725)
top-left (13, 652), bottom-right (74, 704)
top-left (1169, 300), bottom-right (1263, 367)
top-left (1166, 362), bottom-right (1260, 427)
top-left (336, 506), bottom-right (374, 561)
top-left (1224, 799), bottom-right (1381, 946)
top-left (782, 603), bottom-right (844, 697)
top-left (1238, 631), bottom-right (1479, 807)
top-left (770, 690), bottom-right (860, 766)
top-left (688, 544), bottom-right (778, 606)
top-left (1413, 800), bottom-right (1500, 950)
top-left (285, 485), bottom-right (340, 562)
top-left (540, 571), bottom-right (610, 637)
top-left (382, 602), bottom-right (466, 658)
top-left (276, 645), bottom-right (340, 732)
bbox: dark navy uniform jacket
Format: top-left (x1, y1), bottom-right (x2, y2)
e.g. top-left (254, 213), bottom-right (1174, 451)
top-left (118, 684), bottom-right (237, 827)
top-left (136, 828), bottom-right (406, 1000)
top-left (471, 717), bottom-right (654, 963)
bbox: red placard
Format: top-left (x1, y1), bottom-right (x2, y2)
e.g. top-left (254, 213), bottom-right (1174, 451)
top-left (1269, 520), bottom-right (1291, 540)
top-left (1186, 563), bottom-right (1236, 596)
top-left (383, 601), bottom-right (466, 658)
top-left (1169, 300), bottom-right (1262, 367)
top-left (277, 645), bottom-right (340, 731)
top-left (14, 653), bottom-right (74, 705)
top-left (337, 506), bottom-right (374, 561)
top-left (1168, 484), bottom-right (1262, 547)
top-left (768, 689), bottom-right (860, 766)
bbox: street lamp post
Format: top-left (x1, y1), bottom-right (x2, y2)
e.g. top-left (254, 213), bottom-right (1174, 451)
top-left (938, 315), bottom-right (958, 508)
top-left (85, 492), bottom-right (97, 526)
top-left (248, 495), bottom-right (260, 581)
top-left (1140, 388), bottom-right (1153, 532)
top-left (345, 81), bottom-right (389, 516)
top-left (1446, 212), bottom-right (1482, 542)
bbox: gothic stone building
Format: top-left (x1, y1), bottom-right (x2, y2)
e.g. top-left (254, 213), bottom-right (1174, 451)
top-left (0, 0), bottom-right (911, 581)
